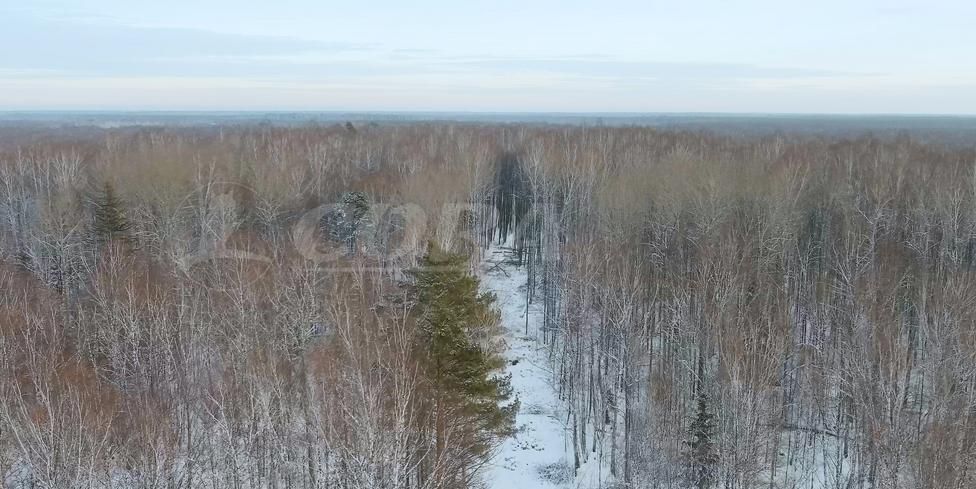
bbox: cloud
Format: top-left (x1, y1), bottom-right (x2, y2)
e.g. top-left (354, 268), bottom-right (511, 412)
top-left (0, 11), bottom-right (367, 77)
top-left (432, 57), bottom-right (862, 80)
top-left (2, 9), bottom-right (868, 85)
top-left (8, 7), bottom-right (942, 112)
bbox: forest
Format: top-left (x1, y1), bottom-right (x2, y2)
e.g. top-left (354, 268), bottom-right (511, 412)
top-left (1, 123), bottom-right (975, 489)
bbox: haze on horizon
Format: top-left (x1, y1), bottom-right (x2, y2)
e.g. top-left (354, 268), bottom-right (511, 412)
top-left (2, 0), bottom-right (975, 115)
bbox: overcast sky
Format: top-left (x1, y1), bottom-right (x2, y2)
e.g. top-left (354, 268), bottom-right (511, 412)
top-left (2, 0), bottom-right (974, 113)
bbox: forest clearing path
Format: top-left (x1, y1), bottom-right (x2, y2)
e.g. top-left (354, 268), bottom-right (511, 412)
top-left (479, 244), bottom-right (576, 488)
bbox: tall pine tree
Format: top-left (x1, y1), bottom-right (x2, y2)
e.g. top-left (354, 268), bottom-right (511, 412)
top-left (90, 181), bottom-right (133, 247)
top-left (685, 391), bottom-right (719, 489)
top-left (409, 243), bottom-right (517, 478)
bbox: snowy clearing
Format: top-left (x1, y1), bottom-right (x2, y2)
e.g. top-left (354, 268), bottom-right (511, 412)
top-left (479, 243), bottom-right (612, 489)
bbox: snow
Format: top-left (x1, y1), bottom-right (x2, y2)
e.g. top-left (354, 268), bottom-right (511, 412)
top-left (478, 244), bottom-right (570, 488)
top-left (477, 241), bottom-right (856, 489)
top-left (479, 242), bottom-right (611, 489)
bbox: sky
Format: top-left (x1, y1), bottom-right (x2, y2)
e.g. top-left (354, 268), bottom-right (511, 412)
top-left (1, 0), bottom-right (975, 114)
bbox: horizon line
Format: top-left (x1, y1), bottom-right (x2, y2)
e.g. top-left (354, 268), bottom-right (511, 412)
top-left (2, 109), bottom-right (975, 118)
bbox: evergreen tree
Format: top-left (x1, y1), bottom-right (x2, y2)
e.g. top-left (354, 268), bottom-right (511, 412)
top-left (323, 190), bottom-right (371, 253)
top-left (90, 181), bottom-right (133, 248)
top-left (493, 152), bottom-right (532, 245)
top-left (342, 190), bottom-right (370, 221)
top-left (409, 243), bottom-right (518, 462)
top-left (685, 391), bottom-right (719, 489)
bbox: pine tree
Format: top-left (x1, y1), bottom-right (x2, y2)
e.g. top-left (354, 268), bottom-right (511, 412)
top-left (323, 191), bottom-right (371, 253)
top-left (409, 243), bottom-right (518, 462)
top-left (685, 391), bottom-right (719, 489)
top-left (90, 181), bottom-right (133, 248)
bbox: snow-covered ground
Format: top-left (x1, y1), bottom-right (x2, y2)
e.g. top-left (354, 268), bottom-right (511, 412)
top-left (479, 244), bottom-right (571, 488)
top-left (478, 242), bottom-right (858, 489)
top-left (479, 243), bottom-right (612, 489)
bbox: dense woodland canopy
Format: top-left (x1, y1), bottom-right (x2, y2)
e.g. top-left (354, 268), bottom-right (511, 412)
top-left (0, 123), bottom-right (975, 488)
